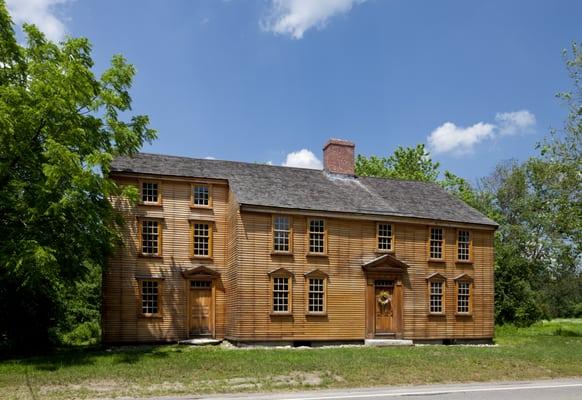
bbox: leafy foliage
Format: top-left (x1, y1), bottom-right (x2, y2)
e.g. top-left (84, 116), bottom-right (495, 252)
top-left (0, 2), bottom-right (156, 352)
top-left (356, 144), bottom-right (440, 182)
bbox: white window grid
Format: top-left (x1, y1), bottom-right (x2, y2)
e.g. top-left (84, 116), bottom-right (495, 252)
top-left (273, 277), bottom-right (289, 312)
top-left (141, 280), bottom-right (159, 314)
top-left (141, 220), bottom-right (159, 255)
top-left (458, 230), bottom-right (470, 261)
top-left (429, 281), bottom-right (443, 313)
top-left (378, 223), bottom-right (393, 251)
top-left (309, 219), bottom-right (325, 253)
top-left (142, 182), bottom-right (158, 203)
top-left (192, 185), bottom-right (210, 206)
top-left (430, 228), bottom-right (443, 259)
top-left (308, 278), bottom-right (324, 313)
top-left (193, 223), bottom-right (210, 256)
top-left (273, 216), bottom-right (290, 252)
top-left (457, 282), bottom-right (470, 313)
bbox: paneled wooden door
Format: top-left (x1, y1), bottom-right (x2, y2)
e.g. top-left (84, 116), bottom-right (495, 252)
top-left (190, 281), bottom-right (213, 336)
top-left (375, 283), bottom-right (395, 334)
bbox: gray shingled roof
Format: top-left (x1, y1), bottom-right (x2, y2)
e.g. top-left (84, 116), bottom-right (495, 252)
top-left (111, 153), bottom-right (497, 227)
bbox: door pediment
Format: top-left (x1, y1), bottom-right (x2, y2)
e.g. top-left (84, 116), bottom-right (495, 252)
top-left (182, 265), bottom-right (221, 279)
top-left (362, 253), bottom-right (409, 274)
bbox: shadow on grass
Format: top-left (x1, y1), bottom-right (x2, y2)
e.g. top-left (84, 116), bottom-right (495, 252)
top-left (6, 344), bottom-right (170, 371)
top-left (555, 328), bottom-right (582, 337)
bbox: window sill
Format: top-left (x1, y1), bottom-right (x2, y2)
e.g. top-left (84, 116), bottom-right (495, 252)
top-left (307, 253), bottom-right (328, 257)
top-left (455, 312), bottom-right (473, 317)
top-left (138, 314), bottom-right (163, 319)
top-left (189, 204), bottom-right (213, 210)
top-left (375, 250), bottom-right (395, 255)
top-left (139, 202), bottom-right (163, 208)
top-left (271, 251), bottom-right (293, 256)
top-left (306, 312), bottom-right (327, 317)
top-left (428, 312), bottom-right (446, 317)
top-left (138, 254), bottom-right (163, 259)
top-left (428, 258), bottom-right (446, 263)
top-left (455, 260), bottom-right (474, 265)
top-left (270, 312), bottom-right (292, 317)
top-left (190, 255), bottom-right (213, 260)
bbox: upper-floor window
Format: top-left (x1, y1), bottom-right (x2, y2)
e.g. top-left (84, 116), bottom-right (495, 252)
top-left (140, 219), bottom-right (161, 256)
top-left (191, 184), bottom-right (211, 207)
top-left (377, 223), bottom-right (394, 252)
top-left (139, 279), bottom-right (161, 316)
top-left (429, 280), bottom-right (444, 314)
top-left (192, 221), bottom-right (212, 257)
top-left (308, 218), bottom-right (326, 254)
top-left (457, 230), bottom-right (471, 262)
top-left (273, 215), bottom-right (292, 253)
top-left (141, 181), bottom-right (160, 204)
top-left (429, 227), bottom-right (444, 260)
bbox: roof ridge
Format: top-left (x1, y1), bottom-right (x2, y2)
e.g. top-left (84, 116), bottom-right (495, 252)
top-left (135, 152), bottom-right (326, 173)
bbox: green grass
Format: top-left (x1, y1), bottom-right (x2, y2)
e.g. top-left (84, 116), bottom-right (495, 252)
top-left (2, 319), bottom-right (582, 400)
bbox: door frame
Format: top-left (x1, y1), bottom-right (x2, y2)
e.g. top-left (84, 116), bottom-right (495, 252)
top-left (365, 273), bottom-right (404, 339)
top-left (188, 279), bottom-right (215, 337)
top-left (181, 266), bottom-right (221, 339)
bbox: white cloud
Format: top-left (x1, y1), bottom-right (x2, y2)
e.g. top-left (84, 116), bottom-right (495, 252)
top-left (282, 149), bottom-right (323, 169)
top-left (204, 156), bottom-right (216, 160)
top-left (428, 122), bottom-right (496, 155)
top-left (6, 0), bottom-right (72, 42)
top-left (261, 0), bottom-right (366, 39)
top-left (427, 110), bottom-right (536, 156)
top-left (495, 110), bottom-right (536, 135)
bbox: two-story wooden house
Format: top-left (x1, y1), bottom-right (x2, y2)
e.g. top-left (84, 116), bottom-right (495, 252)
top-left (103, 139), bottom-right (497, 345)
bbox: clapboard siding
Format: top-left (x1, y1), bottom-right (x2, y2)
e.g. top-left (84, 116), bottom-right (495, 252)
top-left (103, 174), bottom-right (495, 343)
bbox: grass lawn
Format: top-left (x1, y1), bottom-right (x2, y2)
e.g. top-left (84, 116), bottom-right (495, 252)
top-left (1, 319), bottom-right (582, 400)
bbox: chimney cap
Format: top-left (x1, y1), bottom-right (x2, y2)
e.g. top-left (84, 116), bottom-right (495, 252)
top-left (323, 138), bottom-right (355, 150)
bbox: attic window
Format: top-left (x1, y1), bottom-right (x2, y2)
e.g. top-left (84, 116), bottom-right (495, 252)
top-left (191, 184), bottom-right (211, 207)
top-left (141, 181), bottom-right (160, 204)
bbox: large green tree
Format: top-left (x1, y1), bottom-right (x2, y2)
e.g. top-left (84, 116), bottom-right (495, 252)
top-left (0, 2), bottom-right (156, 351)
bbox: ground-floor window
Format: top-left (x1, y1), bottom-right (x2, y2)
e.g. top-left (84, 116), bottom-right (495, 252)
top-left (138, 279), bottom-right (162, 317)
top-left (429, 280), bottom-right (444, 314)
top-left (272, 276), bottom-right (290, 313)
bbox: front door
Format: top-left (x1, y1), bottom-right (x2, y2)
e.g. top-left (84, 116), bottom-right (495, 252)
top-left (190, 281), bottom-right (212, 336)
top-left (375, 281), bottom-right (395, 334)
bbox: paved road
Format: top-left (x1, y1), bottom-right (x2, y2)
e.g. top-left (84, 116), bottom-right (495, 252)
top-left (148, 379), bottom-right (582, 400)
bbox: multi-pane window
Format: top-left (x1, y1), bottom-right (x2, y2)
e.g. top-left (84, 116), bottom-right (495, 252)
top-left (308, 278), bottom-right (325, 313)
top-left (141, 182), bottom-right (159, 204)
top-left (141, 220), bottom-right (160, 255)
top-left (273, 216), bottom-right (291, 252)
top-left (457, 230), bottom-right (471, 261)
top-left (377, 223), bottom-right (393, 252)
top-left (192, 222), bottom-right (211, 257)
top-left (308, 219), bottom-right (326, 254)
top-left (141, 280), bottom-right (159, 315)
top-left (272, 277), bottom-right (290, 313)
top-left (190, 280), bottom-right (211, 289)
top-left (457, 281), bottom-right (471, 313)
top-left (192, 185), bottom-right (210, 206)
top-left (429, 281), bottom-right (444, 313)
top-left (429, 227), bottom-right (444, 259)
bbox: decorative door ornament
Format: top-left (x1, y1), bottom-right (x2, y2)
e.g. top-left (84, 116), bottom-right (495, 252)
top-left (377, 290), bottom-right (392, 315)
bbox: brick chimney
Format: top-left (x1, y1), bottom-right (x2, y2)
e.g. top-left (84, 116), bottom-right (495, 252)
top-left (323, 138), bottom-right (355, 175)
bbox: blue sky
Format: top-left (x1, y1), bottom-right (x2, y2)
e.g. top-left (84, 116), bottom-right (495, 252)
top-left (7, 0), bottom-right (582, 182)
